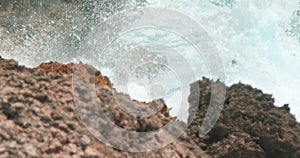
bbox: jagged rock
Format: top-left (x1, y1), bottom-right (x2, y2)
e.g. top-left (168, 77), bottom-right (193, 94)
top-left (0, 58), bottom-right (209, 157)
top-left (0, 58), bottom-right (299, 157)
top-left (187, 78), bottom-right (300, 158)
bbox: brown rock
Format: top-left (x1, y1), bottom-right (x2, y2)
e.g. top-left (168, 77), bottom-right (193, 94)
top-left (0, 58), bottom-right (299, 158)
top-left (84, 147), bottom-right (99, 157)
top-left (36, 62), bottom-right (112, 88)
top-left (80, 135), bottom-right (91, 146)
top-left (23, 143), bottom-right (38, 157)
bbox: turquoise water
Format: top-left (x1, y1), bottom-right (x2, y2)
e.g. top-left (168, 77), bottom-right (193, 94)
top-left (144, 0), bottom-right (300, 121)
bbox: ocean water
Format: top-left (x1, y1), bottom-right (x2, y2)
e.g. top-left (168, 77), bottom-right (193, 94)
top-left (0, 0), bottom-right (299, 121)
top-left (145, 0), bottom-right (300, 121)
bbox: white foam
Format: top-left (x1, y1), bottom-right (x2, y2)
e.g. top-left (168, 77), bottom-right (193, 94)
top-left (146, 0), bottom-right (300, 121)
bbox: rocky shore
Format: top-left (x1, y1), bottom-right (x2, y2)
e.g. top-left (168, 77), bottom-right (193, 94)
top-left (0, 57), bottom-right (299, 157)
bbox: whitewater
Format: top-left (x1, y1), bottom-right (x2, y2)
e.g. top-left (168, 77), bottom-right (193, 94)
top-left (0, 0), bottom-right (299, 121)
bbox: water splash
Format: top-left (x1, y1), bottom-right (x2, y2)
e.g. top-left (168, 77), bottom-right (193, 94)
top-left (1, 0), bottom-right (300, 121)
top-left (147, 0), bottom-right (300, 120)
top-left (0, 0), bottom-right (147, 66)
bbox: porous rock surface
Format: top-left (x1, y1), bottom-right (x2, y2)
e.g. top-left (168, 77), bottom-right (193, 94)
top-left (187, 78), bottom-right (300, 158)
top-left (0, 58), bottom-right (207, 158)
top-left (0, 57), bottom-right (299, 157)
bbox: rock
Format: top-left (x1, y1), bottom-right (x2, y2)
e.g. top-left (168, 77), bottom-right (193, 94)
top-left (33, 94), bottom-right (49, 103)
top-left (0, 129), bottom-right (10, 140)
top-left (36, 62), bottom-right (112, 88)
top-left (66, 121), bottom-right (76, 130)
top-left (57, 122), bottom-right (69, 133)
top-left (0, 58), bottom-right (299, 158)
top-left (187, 78), bottom-right (300, 158)
top-left (0, 152), bottom-right (9, 158)
top-left (0, 145), bottom-right (6, 154)
top-left (23, 143), bottom-right (38, 157)
top-left (46, 140), bottom-right (63, 154)
top-left (80, 135), bottom-right (91, 146)
top-left (64, 143), bottom-right (78, 155)
top-left (51, 113), bottom-right (64, 120)
top-left (1, 102), bottom-right (19, 119)
top-left (41, 115), bottom-right (52, 123)
top-left (84, 147), bottom-right (98, 157)
top-left (11, 102), bottom-right (25, 111)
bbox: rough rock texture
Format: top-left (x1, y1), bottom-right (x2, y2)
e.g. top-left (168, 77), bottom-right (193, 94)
top-left (0, 58), bottom-right (208, 158)
top-left (187, 78), bottom-right (300, 158)
top-left (0, 57), bottom-right (299, 157)
top-left (37, 62), bottom-right (112, 87)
